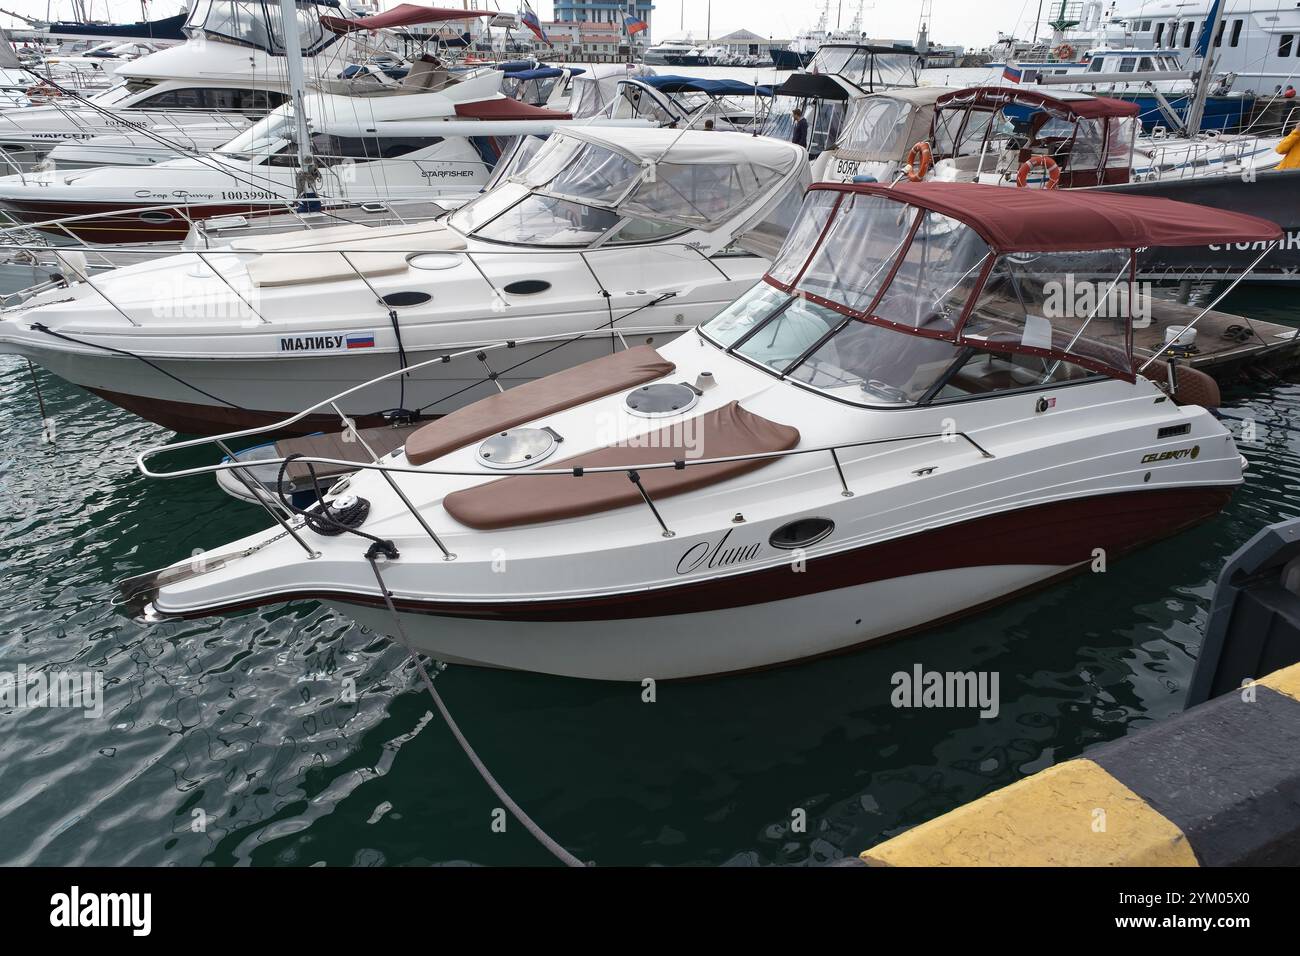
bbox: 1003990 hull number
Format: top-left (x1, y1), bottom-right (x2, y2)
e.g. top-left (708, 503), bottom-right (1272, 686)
top-left (220, 190), bottom-right (276, 201)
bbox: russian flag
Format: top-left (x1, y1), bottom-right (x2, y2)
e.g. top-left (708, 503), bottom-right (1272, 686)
top-left (346, 333), bottom-right (375, 349)
top-left (1002, 64), bottom-right (1022, 84)
top-left (623, 15), bottom-right (648, 36)
top-left (520, 3), bottom-right (549, 44)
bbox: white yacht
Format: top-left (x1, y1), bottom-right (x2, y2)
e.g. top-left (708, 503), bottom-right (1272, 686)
top-left (121, 183), bottom-right (1280, 680)
top-left (0, 128), bottom-right (807, 434)
top-left (0, 0), bottom-right (385, 171)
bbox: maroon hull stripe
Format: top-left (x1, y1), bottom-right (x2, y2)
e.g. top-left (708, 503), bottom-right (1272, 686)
top-left (1, 199), bottom-right (291, 244)
top-left (172, 485), bottom-right (1234, 622)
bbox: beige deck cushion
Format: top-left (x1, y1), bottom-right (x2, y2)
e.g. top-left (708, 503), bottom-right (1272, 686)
top-left (241, 221), bottom-right (467, 288)
top-left (443, 400), bottom-right (801, 530)
top-left (406, 345), bottom-right (676, 467)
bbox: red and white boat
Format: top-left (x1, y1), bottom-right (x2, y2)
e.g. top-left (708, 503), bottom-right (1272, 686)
top-left (121, 182), bottom-right (1279, 680)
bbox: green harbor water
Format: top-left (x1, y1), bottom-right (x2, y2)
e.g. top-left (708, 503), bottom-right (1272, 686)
top-left (0, 283), bottom-right (1297, 866)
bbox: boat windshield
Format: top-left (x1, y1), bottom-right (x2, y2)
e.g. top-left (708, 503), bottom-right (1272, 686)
top-left (836, 95), bottom-right (928, 161)
top-left (185, 0), bottom-right (338, 55)
top-left (701, 190), bottom-right (1132, 403)
top-left (807, 46), bottom-right (919, 90)
top-left (218, 111), bottom-right (292, 157)
top-left (448, 132), bottom-right (796, 247)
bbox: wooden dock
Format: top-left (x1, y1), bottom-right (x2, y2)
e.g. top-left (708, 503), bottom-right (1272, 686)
top-left (1137, 300), bottom-right (1300, 379)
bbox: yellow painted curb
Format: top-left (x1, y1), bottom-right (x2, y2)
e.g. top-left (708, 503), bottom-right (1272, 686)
top-left (1257, 661), bottom-right (1300, 704)
top-left (860, 758), bottom-right (1199, 867)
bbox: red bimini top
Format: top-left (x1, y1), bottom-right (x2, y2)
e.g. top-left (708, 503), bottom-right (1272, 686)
top-left (935, 86), bottom-right (1142, 121)
top-left (321, 5), bottom-right (496, 34)
top-left (821, 182), bottom-right (1283, 253)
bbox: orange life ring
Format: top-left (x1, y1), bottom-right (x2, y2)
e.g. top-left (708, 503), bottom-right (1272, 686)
top-left (904, 141), bottom-right (932, 182)
top-left (1054, 43), bottom-right (1076, 62)
top-left (1017, 155), bottom-right (1061, 189)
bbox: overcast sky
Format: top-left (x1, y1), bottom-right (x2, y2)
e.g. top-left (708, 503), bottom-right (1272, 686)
top-left (1, 0), bottom-right (1054, 47)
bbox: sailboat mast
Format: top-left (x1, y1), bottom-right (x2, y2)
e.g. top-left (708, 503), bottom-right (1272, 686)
top-left (1185, 0), bottom-right (1228, 135)
top-left (277, 0), bottom-right (315, 195)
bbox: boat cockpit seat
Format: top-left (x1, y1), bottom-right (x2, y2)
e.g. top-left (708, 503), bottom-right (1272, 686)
top-left (402, 54), bottom-right (452, 92)
top-left (405, 345), bottom-right (676, 466)
top-left (443, 401), bottom-right (801, 530)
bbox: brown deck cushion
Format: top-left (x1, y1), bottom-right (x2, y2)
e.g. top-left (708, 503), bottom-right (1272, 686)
top-left (406, 345), bottom-right (675, 466)
top-left (279, 423), bottom-right (423, 485)
top-left (443, 401), bottom-right (801, 530)
top-left (1140, 358), bottom-right (1221, 408)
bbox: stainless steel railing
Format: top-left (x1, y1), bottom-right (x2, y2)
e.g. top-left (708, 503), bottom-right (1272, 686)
top-left (135, 324), bottom-right (996, 559)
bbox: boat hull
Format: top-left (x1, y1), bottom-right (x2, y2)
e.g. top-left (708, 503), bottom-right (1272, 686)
top-left (7, 331), bottom-right (688, 435)
top-left (1103, 168), bottom-right (1300, 285)
top-left (311, 485), bottom-right (1231, 680)
top-left (770, 48), bottom-right (813, 70)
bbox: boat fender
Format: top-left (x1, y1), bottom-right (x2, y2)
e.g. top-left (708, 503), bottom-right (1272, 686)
top-left (851, 174), bottom-right (878, 184)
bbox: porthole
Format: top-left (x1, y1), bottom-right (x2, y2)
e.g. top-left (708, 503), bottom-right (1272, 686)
top-left (503, 279), bottom-right (551, 295)
top-left (769, 517), bottom-right (834, 550)
top-left (379, 291), bottom-right (431, 308)
top-left (139, 211), bottom-right (175, 223)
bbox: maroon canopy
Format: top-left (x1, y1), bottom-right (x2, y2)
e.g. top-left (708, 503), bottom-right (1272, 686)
top-left (454, 98), bottom-right (572, 120)
top-left (321, 4), bottom-right (496, 34)
top-left (936, 86), bottom-right (1141, 120)
top-left (820, 182), bottom-right (1282, 253)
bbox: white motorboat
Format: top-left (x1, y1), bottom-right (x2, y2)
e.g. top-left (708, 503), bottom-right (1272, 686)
top-left (566, 63), bottom-right (656, 119)
top-left (0, 0), bottom-right (406, 171)
top-left (0, 72), bottom-right (579, 244)
top-left (998, 0), bottom-right (1300, 97)
top-left (121, 182), bottom-right (1280, 680)
top-left (919, 87), bottom-right (1280, 189)
top-left (767, 42), bottom-right (924, 157)
top-left (811, 86), bottom-right (955, 183)
top-left (0, 127), bottom-right (807, 433)
top-left (607, 75), bottom-right (777, 133)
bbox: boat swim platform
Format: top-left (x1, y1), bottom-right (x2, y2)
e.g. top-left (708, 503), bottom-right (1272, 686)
top-left (845, 661), bottom-right (1300, 867)
top-left (1137, 298), bottom-right (1300, 379)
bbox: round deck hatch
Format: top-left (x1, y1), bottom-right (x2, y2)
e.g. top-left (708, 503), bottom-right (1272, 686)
top-left (407, 252), bottom-right (460, 271)
top-left (625, 382), bottom-right (699, 418)
top-left (477, 427), bottom-right (559, 469)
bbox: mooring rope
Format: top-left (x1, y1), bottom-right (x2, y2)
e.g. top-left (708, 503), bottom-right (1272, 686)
top-left (364, 551), bottom-right (587, 867)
